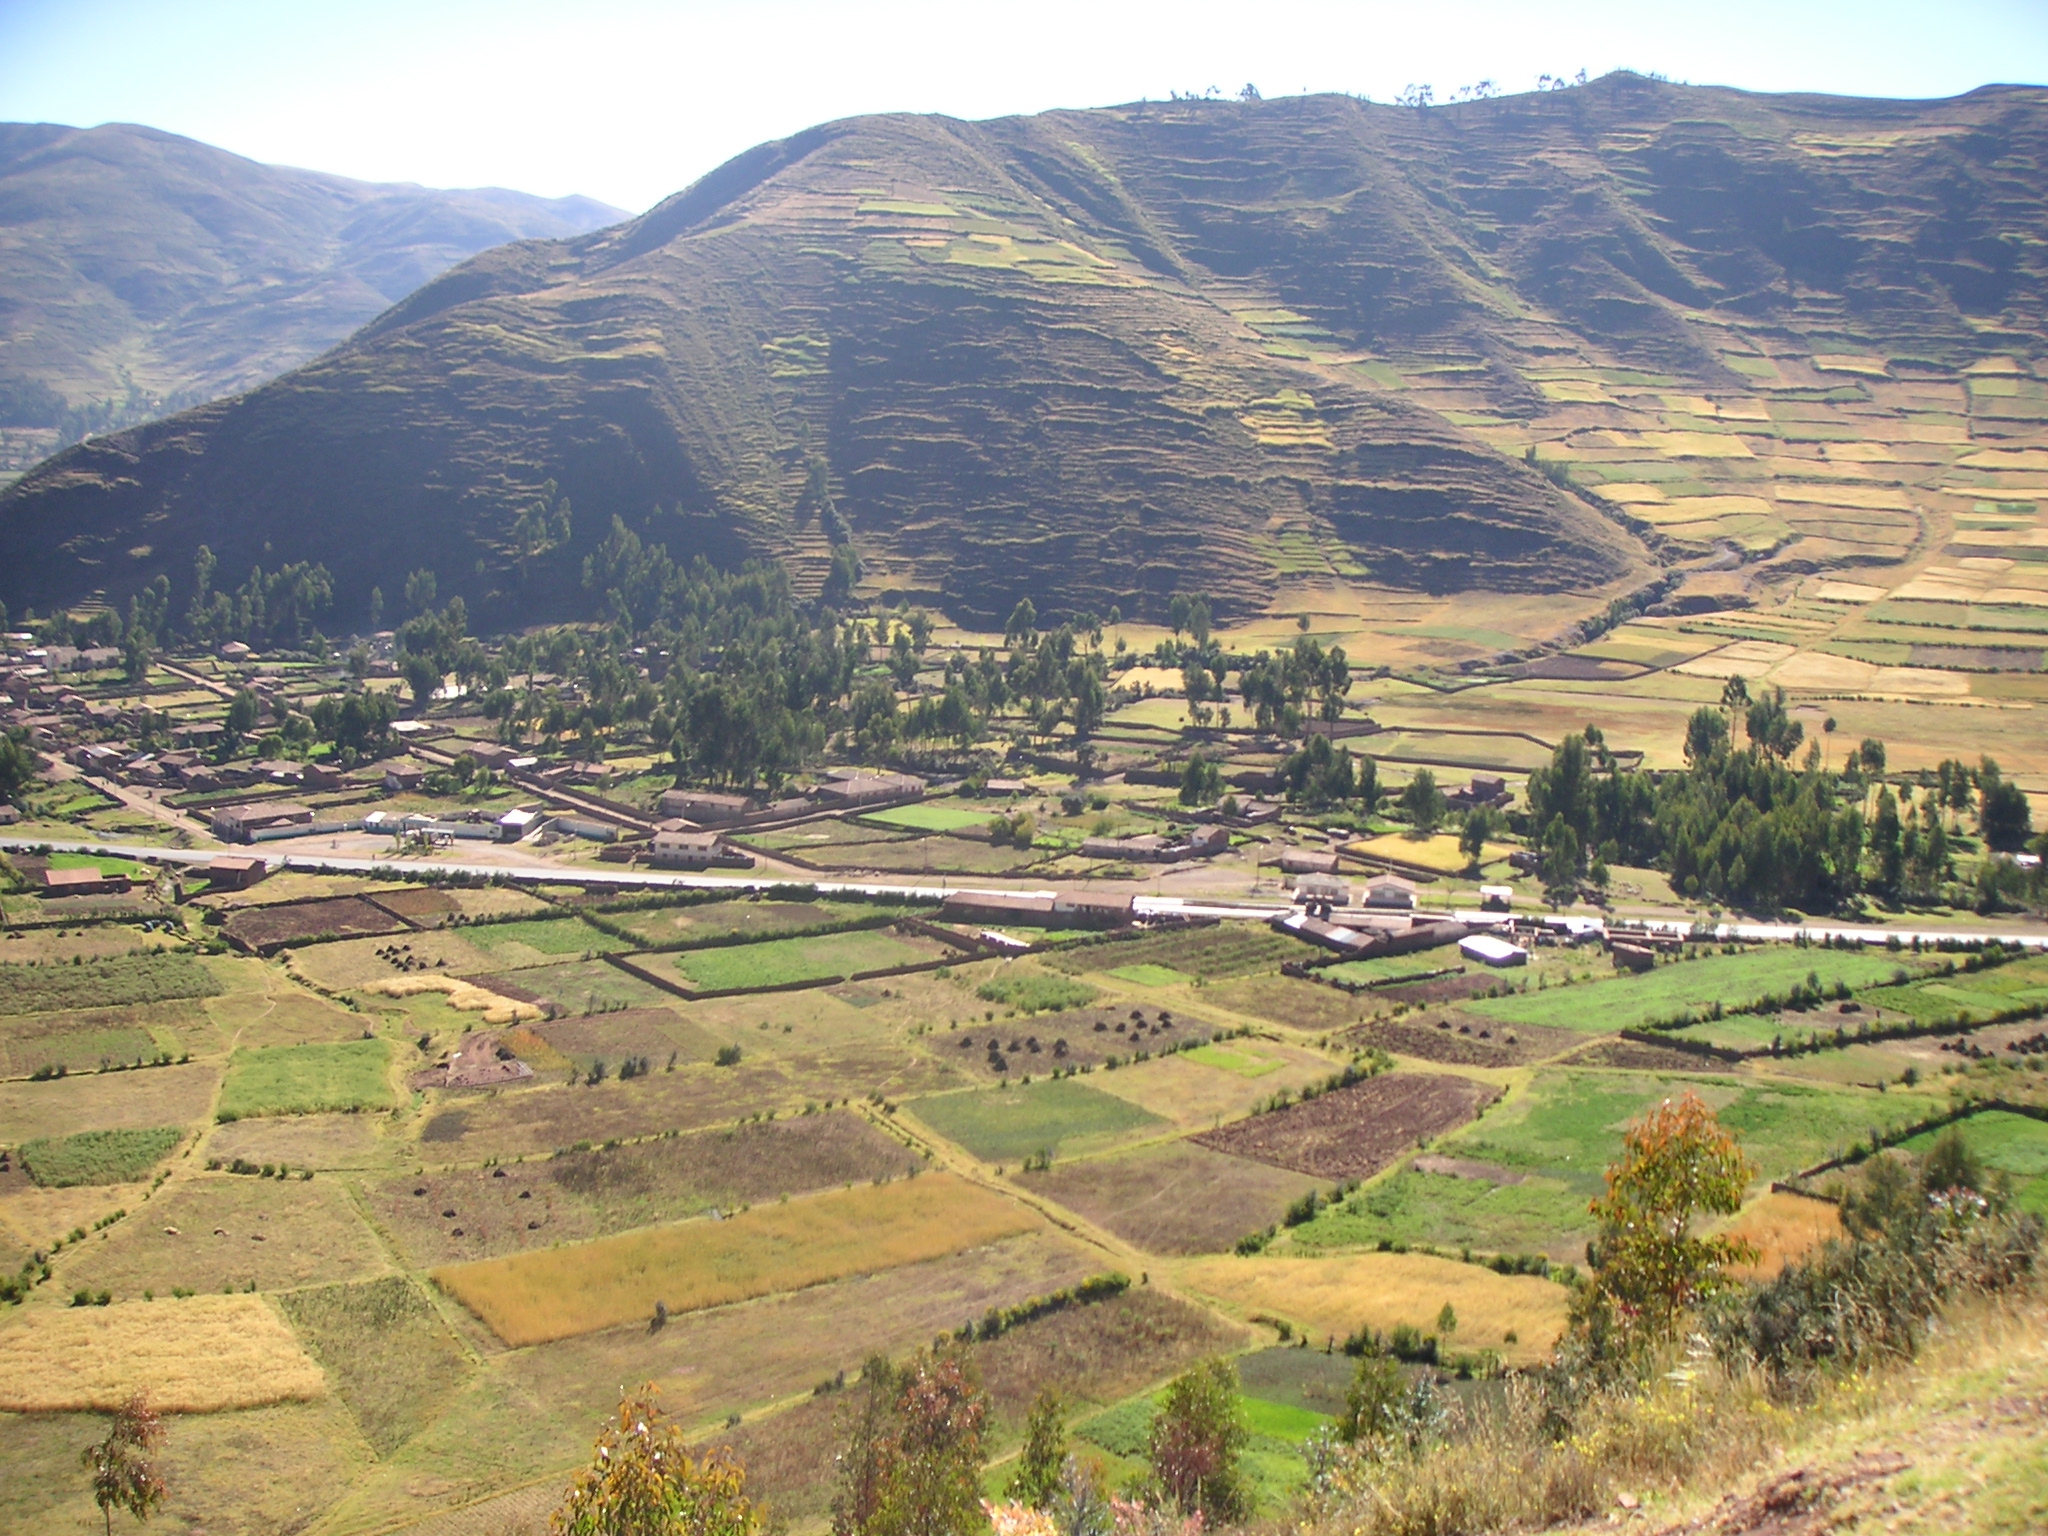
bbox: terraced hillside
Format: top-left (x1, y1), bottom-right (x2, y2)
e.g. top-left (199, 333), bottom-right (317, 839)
top-left (4, 75), bottom-right (2045, 631)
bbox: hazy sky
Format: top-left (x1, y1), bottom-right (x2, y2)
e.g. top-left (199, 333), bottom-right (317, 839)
top-left (4, 0), bottom-right (2045, 213)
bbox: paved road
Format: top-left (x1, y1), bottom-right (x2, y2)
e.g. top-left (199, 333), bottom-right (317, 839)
top-left (6, 834), bottom-right (2046, 947)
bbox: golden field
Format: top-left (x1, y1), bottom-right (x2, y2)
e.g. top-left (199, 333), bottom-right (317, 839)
top-left (434, 1171), bottom-right (1039, 1347)
top-left (0, 1295), bottom-right (326, 1412)
top-left (1178, 1251), bottom-right (1569, 1369)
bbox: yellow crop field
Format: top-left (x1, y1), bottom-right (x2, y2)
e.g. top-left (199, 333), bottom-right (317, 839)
top-left (1180, 1252), bottom-right (1568, 1368)
top-left (1776, 483), bottom-right (1915, 511)
top-left (1718, 1191), bottom-right (1844, 1279)
top-left (435, 1171), bottom-right (1038, 1346)
top-left (1347, 832), bottom-right (1508, 874)
top-left (0, 1295), bottom-right (325, 1412)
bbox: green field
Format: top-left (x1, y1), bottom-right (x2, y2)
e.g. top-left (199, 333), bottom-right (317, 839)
top-left (1184, 1043), bottom-right (1284, 1078)
top-left (0, 953), bottom-right (223, 1018)
top-left (19, 1126), bottom-right (181, 1186)
top-left (461, 918), bottom-right (626, 958)
top-left (1107, 964), bottom-right (1191, 988)
top-left (975, 971), bottom-right (1099, 1014)
top-left (909, 1079), bottom-right (1163, 1163)
top-left (672, 928), bottom-right (929, 991)
top-left (216, 1039), bottom-right (396, 1121)
top-left (1856, 955), bottom-right (2048, 1027)
top-left (1902, 1111), bottom-right (2048, 1215)
top-left (859, 803), bottom-right (992, 833)
top-left (1291, 1070), bottom-right (1935, 1256)
top-left (1469, 949), bottom-right (1912, 1034)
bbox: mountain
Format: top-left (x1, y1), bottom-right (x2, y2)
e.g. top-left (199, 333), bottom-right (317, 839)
top-left (0, 122), bottom-right (624, 466)
top-left (3, 75), bottom-right (2044, 634)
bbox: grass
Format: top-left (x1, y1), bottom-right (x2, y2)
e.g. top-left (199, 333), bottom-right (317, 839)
top-left (1180, 1252), bottom-right (1570, 1366)
top-left (0, 952), bottom-right (223, 1017)
top-left (215, 1038), bottom-right (395, 1120)
top-left (1107, 963), bottom-right (1192, 987)
top-left (460, 916), bottom-right (627, 962)
top-left (1901, 1110), bottom-right (2048, 1214)
top-left (434, 1172), bottom-right (1039, 1346)
top-left (19, 1126), bottom-right (181, 1186)
top-left (277, 1276), bottom-right (472, 1455)
top-left (0, 1060), bottom-right (221, 1142)
top-left (0, 1295), bottom-right (326, 1411)
top-left (672, 928), bottom-right (931, 991)
top-left (1184, 1042), bottom-right (1285, 1077)
top-left (908, 1078), bottom-right (1164, 1163)
top-left (1468, 948), bottom-right (1911, 1034)
top-left (975, 970), bottom-right (1100, 1014)
top-left (1858, 953), bottom-right (2048, 1026)
top-left (860, 802), bottom-right (993, 832)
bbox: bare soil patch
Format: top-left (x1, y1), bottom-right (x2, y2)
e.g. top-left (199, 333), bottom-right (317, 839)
top-left (533, 1008), bottom-right (720, 1070)
top-left (225, 896), bottom-right (403, 951)
top-left (1193, 1073), bottom-right (1500, 1180)
top-left (1022, 1140), bottom-right (1319, 1254)
top-left (1344, 1017), bottom-right (1579, 1067)
top-left (1512, 655), bottom-right (1648, 681)
top-left (1564, 1037), bottom-right (1729, 1072)
top-left (369, 887), bottom-right (461, 921)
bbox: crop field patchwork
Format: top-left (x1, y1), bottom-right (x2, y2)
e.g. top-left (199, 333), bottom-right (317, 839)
top-left (19, 1125), bottom-right (181, 1186)
top-left (435, 1171), bottom-right (1039, 1345)
top-left (910, 1079), bottom-right (1165, 1164)
top-left (216, 1038), bottom-right (396, 1120)
top-left (1179, 1252), bottom-right (1569, 1367)
top-left (0, 952), bottom-right (223, 1016)
top-left (1901, 1110), bottom-right (2048, 1214)
top-left (1194, 1073), bottom-right (1499, 1180)
top-left (672, 927), bottom-right (938, 991)
top-left (1023, 1140), bottom-right (1320, 1254)
top-left (0, 1295), bottom-right (327, 1412)
top-left (372, 1110), bottom-right (923, 1266)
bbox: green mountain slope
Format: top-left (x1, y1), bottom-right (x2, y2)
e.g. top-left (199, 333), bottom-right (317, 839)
top-left (0, 121), bottom-right (624, 459)
top-left (4, 75), bottom-right (2044, 631)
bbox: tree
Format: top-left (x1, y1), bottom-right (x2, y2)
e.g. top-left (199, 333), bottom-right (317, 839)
top-left (83, 1394), bottom-right (167, 1536)
top-left (0, 730), bottom-right (37, 800)
top-left (1005, 1390), bottom-right (1065, 1509)
top-left (1146, 1358), bottom-right (1249, 1522)
top-left (1744, 686), bottom-right (1804, 760)
top-left (1005, 599), bottom-right (1038, 646)
top-left (404, 568), bottom-right (438, 617)
top-left (1979, 772), bottom-right (2034, 853)
top-left (1398, 768), bottom-right (1443, 831)
top-left (553, 1384), bottom-right (759, 1536)
top-left (1459, 806), bottom-right (1499, 867)
top-left (1579, 1092), bottom-right (1755, 1349)
top-left (222, 689), bottom-right (259, 745)
top-left (1179, 754), bottom-right (1222, 807)
top-left (833, 1346), bottom-right (988, 1536)
top-left (403, 653), bottom-right (443, 709)
top-left (1871, 787), bottom-right (1904, 899)
top-left (1683, 705), bottom-right (1728, 766)
top-left (1857, 738), bottom-right (1887, 778)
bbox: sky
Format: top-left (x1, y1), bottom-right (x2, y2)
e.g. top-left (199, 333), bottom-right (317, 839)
top-left (3, 0), bottom-right (2046, 214)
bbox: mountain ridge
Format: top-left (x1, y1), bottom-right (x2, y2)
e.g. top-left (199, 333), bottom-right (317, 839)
top-left (4, 74), bottom-right (2044, 633)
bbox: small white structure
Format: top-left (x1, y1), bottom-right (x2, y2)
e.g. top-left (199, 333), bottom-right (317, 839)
top-left (1459, 933), bottom-right (1528, 968)
top-left (1364, 873), bottom-right (1418, 910)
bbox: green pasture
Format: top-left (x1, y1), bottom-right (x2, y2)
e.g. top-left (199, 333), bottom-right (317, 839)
top-left (858, 802), bottom-right (991, 833)
top-left (1185, 1043), bottom-right (1284, 1078)
top-left (19, 1126), bottom-right (182, 1186)
top-left (975, 970), bottom-right (1099, 1015)
top-left (216, 1039), bottom-right (396, 1120)
top-left (1857, 954), bottom-right (2048, 1027)
top-left (0, 952), bottom-right (223, 1018)
top-left (672, 928), bottom-right (927, 991)
top-left (908, 1078), bottom-right (1161, 1163)
top-left (1107, 964), bottom-right (1191, 988)
top-left (462, 917), bottom-right (625, 958)
top-left (1469, 948), bottom-right (1912, 1034)
top-left (1291, 1069), bottom-right (1934, 1256)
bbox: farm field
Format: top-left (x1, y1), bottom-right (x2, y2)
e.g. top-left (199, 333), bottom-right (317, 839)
top-left (1193, 1073), bottom-right (1500, 1180)
top-left (18, 1125), bottom-right (181, 1186)
top-left (460, 916), bottom-right (629, 965)
top-left (1466, 947), bottom-right (1915, 1033)
top-left (0, 1294), bottom-right (326, 1411)
top-left (435, 1171), bottom-right (1040, 1345)
top-left (670, 926), bottom-right (938, 991)
top-left (1086, 1045), bottom-right (1345, 1129)
top-left (277, 1276), bottom-right (473, 1454)
top-left (1046, 925), bottom-right (1313, 981)
top-left (593, 898), bottom-right (891, 949)
top-left (1021, 1140), bottom-right (1320, 1253)
top-left (1178, 1252), bottom-right (1570, 1368)
top-left (370, 1111), bottom-right (922, 1265)
top-left (1289, 1070), bottom-right (1937, 1259)
top-left (909, 1078), bottom-right (1165, 1164)
top-left (859, 802), bottom-right (992, 832)
top-left (215, 1038), bottom-right (396, 1120)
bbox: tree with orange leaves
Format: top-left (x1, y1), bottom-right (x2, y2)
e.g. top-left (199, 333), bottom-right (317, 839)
top-left (1580, 1090), bottom-right (1757, 1350)
top-left (552, 1384), bottom-right (760, 1536)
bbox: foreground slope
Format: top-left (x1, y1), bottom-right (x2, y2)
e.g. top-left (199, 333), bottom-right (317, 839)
top-left (5, 75), bottom-right (2045, 629)
top-left (0, 122), bottom-right (623, 465)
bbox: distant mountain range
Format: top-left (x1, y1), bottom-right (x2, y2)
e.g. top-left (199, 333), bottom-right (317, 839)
top-left (2, 76), bottom-right (2043, 633)
top-left (0, 121), bottom-right (623, 462)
